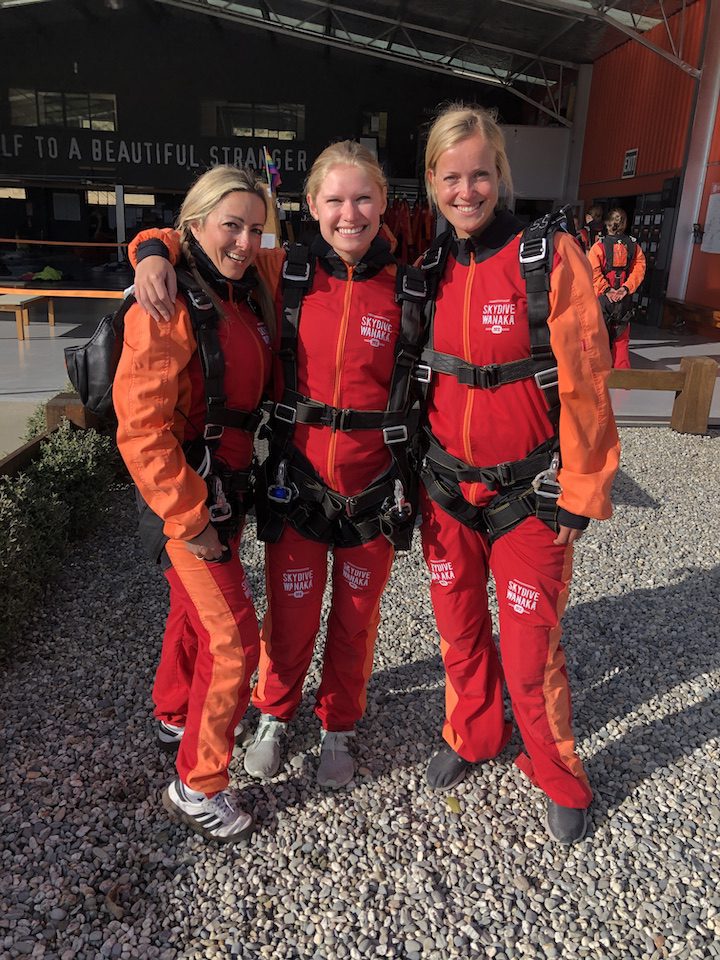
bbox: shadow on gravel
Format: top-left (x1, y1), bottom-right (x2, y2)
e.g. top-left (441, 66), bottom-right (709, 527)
top-left (566, 564), bottom-right (720, 813)
top-left (611, 467), bottom-right (661, 509)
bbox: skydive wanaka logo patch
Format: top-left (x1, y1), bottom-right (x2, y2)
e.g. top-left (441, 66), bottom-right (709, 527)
top-left (283, 567), bottom-right (313, 599)
top-left (342, 561), bottom-right (370, 591)
top-left (430, 560), bottom-right (455, 587)
top-left (482, 299), bottom-right (516, 335)
top-left (506, 578), bottom-right (540, 614)
top-left (360, 313), bottom-right (393, 348)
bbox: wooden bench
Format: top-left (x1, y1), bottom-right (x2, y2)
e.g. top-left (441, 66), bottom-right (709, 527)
top-left (608, 356), bottom-right (718, 434)
top-left (0, 293), bottom-right (54, 341)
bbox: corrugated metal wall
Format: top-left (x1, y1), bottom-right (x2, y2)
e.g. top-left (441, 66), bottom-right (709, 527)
top-left (579, 0), bottom-right (707, 198)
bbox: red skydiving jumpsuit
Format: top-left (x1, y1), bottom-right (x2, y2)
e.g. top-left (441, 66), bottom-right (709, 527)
top-left (258, 235), bottom-right (402, 731)
top-left (588, 234), bottom-right (646, 370)
top-left (421, 210), bottom-right (620, 809)
top-left (115, 251), bottom-right (271, 796)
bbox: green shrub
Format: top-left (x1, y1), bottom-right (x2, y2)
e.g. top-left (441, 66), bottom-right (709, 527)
top-left (22, 402), bottom-right (48, 442)
top-left (0, 419), bottom-right (118, 652)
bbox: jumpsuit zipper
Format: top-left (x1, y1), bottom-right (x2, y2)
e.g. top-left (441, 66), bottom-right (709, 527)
top-left (326, 265), bottom-right (354, 489)
top-left (460, 254), bottom-right (478, 504)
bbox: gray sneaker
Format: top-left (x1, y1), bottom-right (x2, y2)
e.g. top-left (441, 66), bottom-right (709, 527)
top-left (317, 730), bottom-right (355, 788)
top-left (243, 715), bottom-right (288, 779)
top-left (545, 800), bottom-right (588, 844)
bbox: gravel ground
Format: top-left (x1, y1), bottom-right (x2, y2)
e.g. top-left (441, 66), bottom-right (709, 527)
top-left (1, 426), bottom-right (719, 960)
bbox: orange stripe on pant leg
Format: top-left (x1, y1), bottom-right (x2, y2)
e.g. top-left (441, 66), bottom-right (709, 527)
top-left (542, 545), bottom-right (590, 787)
top-left (165, 540), bottom-right (253, 795)
top-left (254, 543), bottom-right (273, 707)
top-left (440, 635), bottom-right (464, 754)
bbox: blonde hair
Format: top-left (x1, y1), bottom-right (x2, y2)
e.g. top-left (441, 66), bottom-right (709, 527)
top-left (587, 203), bottom-right (603, 220)
top-left (304, 140), bottom-right (387, 203)
top-left (424, 102), bottom-right (513, 206)
top-left (605, 207), bottom-right (628, 235)
top-left (176, 165), bottom-right (275, 336)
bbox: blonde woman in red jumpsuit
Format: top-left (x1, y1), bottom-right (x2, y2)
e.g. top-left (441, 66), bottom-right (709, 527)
top-left (420, 104), bottom-right (620, 844)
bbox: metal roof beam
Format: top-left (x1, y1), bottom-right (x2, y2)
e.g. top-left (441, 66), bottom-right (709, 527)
top-left (157, 0), bottom-right (574, 125)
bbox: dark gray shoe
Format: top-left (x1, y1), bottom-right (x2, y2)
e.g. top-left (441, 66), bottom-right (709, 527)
top-left (545, 800), bottom-right (588, 844)
top-left (426, 743), bottom-right (473, 790)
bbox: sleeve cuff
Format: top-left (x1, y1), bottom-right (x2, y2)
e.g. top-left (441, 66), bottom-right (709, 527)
top-left (556, 508), bottom-right (590, 531)
top-left (136, 238), bottom-right (172, 264)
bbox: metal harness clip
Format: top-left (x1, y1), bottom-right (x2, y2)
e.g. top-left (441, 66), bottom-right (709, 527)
top-left (267, 459), bottom-right (297, 504)
top-left (531, 453), bottom-right (561, 499)
top-left (207, 474), bottom-right (233, 523)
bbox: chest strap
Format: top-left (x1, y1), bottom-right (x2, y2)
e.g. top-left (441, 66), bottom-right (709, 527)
top-left (416, 349), bottom-right (558, 394)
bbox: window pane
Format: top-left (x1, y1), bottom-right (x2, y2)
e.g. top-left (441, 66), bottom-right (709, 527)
top-left (38, 91), bottom-right (64, 126)
top-left (217, 103), bottom-right (252, 138)
top-left (9, 88), bottom-right (38, 126)
top-left (90, 94), bottom-right (117, 132)
top-left (65, 93), bottom-right (90, 129)
top-left (254, 104), bottom-right (279, 139)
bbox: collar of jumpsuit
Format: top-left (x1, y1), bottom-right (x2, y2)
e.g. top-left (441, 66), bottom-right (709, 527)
top-left (187, 233), bottom-right (260, 303)
top-left (310, 231), bottom-right (395, 280)
top-left (451, 208), bottom-right (523, 266)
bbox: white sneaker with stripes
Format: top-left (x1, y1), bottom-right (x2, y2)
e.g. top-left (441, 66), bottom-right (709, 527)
top-left (162, 778), bottom-right (254, 843)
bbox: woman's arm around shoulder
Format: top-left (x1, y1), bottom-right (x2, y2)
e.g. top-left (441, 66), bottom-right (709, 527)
top-left (547, 231), bottom-right (620, 522)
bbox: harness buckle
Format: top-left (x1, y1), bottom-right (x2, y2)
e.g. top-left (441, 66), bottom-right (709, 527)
top-left (207, 474), bottom-right (232, 523)
top-left (422, 247), bottom-right (443, 271)
top-left (273, 402), bottom-right (297, 425)
top-left (468, 364), bottom-right (499, 388)
top-left (331, 408), bottom-right (352, 431)
top-left (383, 425), bottom-right (409, 445)
top-left (495, 461), bottom-right (515, 487)
top-left (203, 423), bottom-right (224, 441)
top-left (392, 479), bottom-right (412, 517)
top-left (282, 260), bottom-right (311, 283)
top-left (532, 453), bottom-right (561, 499)
top-left (414, 363), bottom-right (432, 384)
top-left (519, 237), bottom-right (547, 265)
top-left (186, 288), bottom-right (214, 311)
top-left (534, 366), bottom-right (559, 391)
top-left (267, 459), bottom-right (297, 504)
top-left (401, 273), bottom-right (427, 299)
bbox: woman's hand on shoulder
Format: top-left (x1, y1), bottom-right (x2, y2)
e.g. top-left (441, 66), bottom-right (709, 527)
top-left (135, 256), bottom-right (177, 322)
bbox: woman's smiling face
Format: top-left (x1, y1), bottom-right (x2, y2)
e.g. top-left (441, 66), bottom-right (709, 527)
top-left (307, 164), bottom-right (386, 264)
top-left (427, 133), bottom-right (499, 238)
top-left (191, 190), bottom-right (266, 280)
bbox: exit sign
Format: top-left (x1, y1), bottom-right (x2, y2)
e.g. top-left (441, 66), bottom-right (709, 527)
top-left (622, 148), bottom-right (638, 179)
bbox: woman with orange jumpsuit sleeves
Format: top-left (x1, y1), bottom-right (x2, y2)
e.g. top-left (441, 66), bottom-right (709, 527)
top-left (419, 104), bottom-right (620, 844)
top-left (588, 206), bottom-right (646, 369)
top-left (130, 141), bottom-right (421, 791)
top-left (114, 166), bottom-right (275, 844)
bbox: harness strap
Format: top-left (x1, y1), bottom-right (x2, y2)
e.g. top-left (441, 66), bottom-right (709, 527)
top-left (423, 432), bottom-right (557, 491)
top-left (417, 349), bottom-right (539, 389)
top-left (271, 390), bottom-right (416, 437)
top-left (176, 269), bottom-right (264, 446)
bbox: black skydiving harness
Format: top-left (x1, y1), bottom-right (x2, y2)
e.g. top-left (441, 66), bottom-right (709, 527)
top-left (416, 207), bottom-right (576, 543)
top-left (136, 268), bottom-right (265, 565)
top-left (255, 238), bottom-right (426, 550)
top-left (599, 234), bottom-right (638, 343)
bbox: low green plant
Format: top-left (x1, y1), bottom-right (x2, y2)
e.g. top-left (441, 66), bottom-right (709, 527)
top-left (0, 419), bottom-right (118, 653)
top-left (22, 402), bottom-right (48, 442)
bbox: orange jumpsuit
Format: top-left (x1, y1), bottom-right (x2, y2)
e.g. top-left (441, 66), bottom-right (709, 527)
top-left (114, 257), bottom-right (271, 795)
top-left (588, 234), bottom-right (646, 369)
top-left (421, 211), bottom-right (620, 808)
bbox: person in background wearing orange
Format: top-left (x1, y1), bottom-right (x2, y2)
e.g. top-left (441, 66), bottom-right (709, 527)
top-left (577, 203), bottom-right (604, 253)
top-left (588, 207), bottom-right (646, 369)
top-left (114, 166), bottom-right (275, 844)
